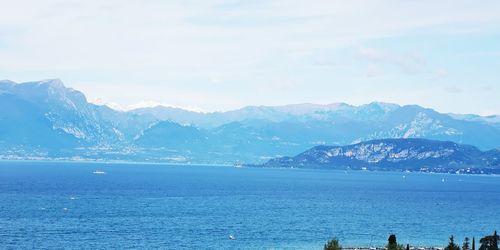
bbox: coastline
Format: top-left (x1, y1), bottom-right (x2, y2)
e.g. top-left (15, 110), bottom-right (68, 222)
top-left (0, 158), bottom-right (232, 168)
top-left (0, 158), bottom-right (498, 177)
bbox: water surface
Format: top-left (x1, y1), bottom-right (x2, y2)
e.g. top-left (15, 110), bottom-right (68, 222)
top-left (0, 161), bottom-right (499, 249)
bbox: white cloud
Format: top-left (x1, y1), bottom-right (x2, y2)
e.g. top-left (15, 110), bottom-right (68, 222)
top-left (356, 48), bottom-right (386, 61)
top-left (366, 64), bottom-right (384, 78)
top-left (356, 47), bottom-right (427, 75)
top-left (433, 68), bottom-right (449, 79)
top-left (1, 0), bottom-right (499, 73)
top-left (444, 86), bottom-right (462, 94)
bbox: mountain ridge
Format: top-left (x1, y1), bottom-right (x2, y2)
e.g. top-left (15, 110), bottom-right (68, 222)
top-left (260, 138), bottom-right (500, 174)
top-left (1, 79), bottom-right (499, 164)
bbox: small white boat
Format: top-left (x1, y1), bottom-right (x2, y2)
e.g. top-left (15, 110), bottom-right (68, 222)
top-left (228, 235), bottom-right (236, 240)
top-left (93, 170), bottom-right (107, 175)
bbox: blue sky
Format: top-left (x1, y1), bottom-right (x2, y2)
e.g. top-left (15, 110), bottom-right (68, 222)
top-left (0, 0), bottom-right (499, 115)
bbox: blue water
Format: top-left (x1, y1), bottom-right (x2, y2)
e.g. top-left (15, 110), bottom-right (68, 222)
top-left (0, 161), bottom-right (499, 249)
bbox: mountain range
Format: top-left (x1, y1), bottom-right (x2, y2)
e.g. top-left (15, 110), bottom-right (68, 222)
top-left (0, 79), bottom-right (499, 165)
top-left (260, 138), bottom-right (500, 174)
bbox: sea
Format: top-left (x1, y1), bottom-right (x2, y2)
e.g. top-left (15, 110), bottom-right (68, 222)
top-left (0, 161), bottom-right (499, 249)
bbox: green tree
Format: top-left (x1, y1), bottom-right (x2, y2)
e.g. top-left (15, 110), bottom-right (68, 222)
top-left (463, 237), bottom-right (471, 250)
top-left (445, 235), bottom-right (460, 250)
top-left (479, 231), bottom-right (499, 250)
top-left (324, 238), bottom-right (342, 250)
top-left (387, 234), bottom-right (404, 250)
top-left (389, 235), bottom-right (397, 245)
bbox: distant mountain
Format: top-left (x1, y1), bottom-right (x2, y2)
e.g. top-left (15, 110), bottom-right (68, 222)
top-left (0, 79), bottom-right (156, 157)
top-left (260, 138), bottom-right (500, 174)
top-left (448, 113), bottom-right (500, 128)
top-left (0, 79), bottom-right (499, 164)
top-left (133, 102), bottom-right (500, 151)
top-left (130, 102), bottom-right (397, 128)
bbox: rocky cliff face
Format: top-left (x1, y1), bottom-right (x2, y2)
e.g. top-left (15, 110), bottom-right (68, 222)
top-left (262, 138), bottom-right (500, 174)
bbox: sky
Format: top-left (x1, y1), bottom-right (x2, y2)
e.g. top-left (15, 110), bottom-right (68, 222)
top-left (0, 0), bottom-right (499, 115)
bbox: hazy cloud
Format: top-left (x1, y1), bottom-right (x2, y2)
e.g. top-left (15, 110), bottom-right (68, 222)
top-left (366, 64), bottom-right (384, 78)
top-left (444, 86), bottom-right (462, 93)
top-left (433, 68), bottom-right (449, 79)
top-left (0, 0), bottom-right (499, 114)
top-left (355, 47), bottom-right (426, 75)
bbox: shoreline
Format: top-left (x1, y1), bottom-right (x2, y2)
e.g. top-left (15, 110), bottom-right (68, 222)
top-left (0, 158), bottom-right (232, 167)
top-left (0, 158), bottom-right (498, 177)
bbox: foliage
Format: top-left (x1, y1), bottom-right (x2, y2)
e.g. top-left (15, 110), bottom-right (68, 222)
top-left (445, 235), bottom-right (461, 250)
top-left (389, 235), bottom-right (397, 245)
top-left (324, 238), bottom-right (342, 250)
top-left (387, 234), bottom-right (405, 250)
top-left (319, 231), bottom-right (498, 250)
top-left (463, 237), bottom-right (471, 250)
top-left (479, 231), bottom-right (499, 250)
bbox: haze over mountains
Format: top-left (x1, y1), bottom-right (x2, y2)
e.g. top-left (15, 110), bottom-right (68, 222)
top-left (1, 79), bottom-right (499, 165)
